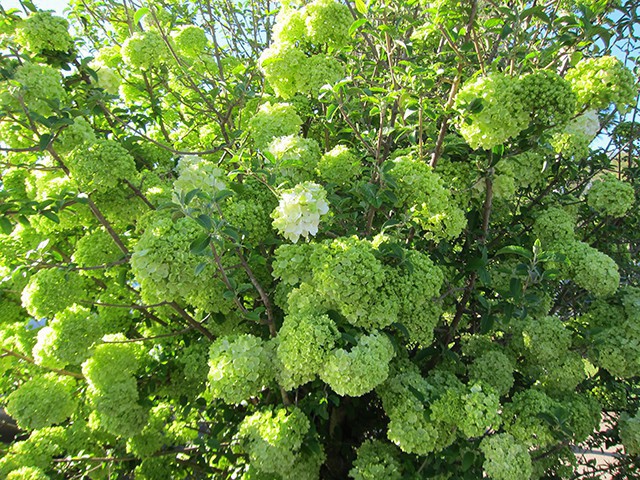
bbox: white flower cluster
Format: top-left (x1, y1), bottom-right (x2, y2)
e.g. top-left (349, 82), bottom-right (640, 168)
top-left (272, 182), bottom-right (329, 243)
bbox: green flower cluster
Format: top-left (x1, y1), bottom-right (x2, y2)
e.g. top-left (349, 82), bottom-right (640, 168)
top-left (384, 249), bottom-right (445, 345)
top-left (589, 288), bottom-right (640, 378)
top-left (32, 305), bottom-right (103, 368)
top-left (172, 155), bottom-right (227, 203)
top-left (304, 0), bottom-right (353, 46)
top-left (316, 145), bottom-right (362, 186)
top-left (520, 70), bottom-right (576, 128)
top-left (248, 103), bottom-right (303, 150)
top-left (274, 237), bottom-right (444, 346)
top-left (0, 426), bottom-right (65, 477)
top-left (550, 110), bottom-right (600, 159)
top-left (320, 331), bottom-right (395, 397)
top-left (619, 410), bottom-right (640, 456)
top-left (587, 174), bottom-right (635, 217)
top-left (222, 179), bottom-right (278, 243)
top-left (455, 73), bottom-right (529, 150)
top-left (479, 433), bottom-right (532, 480)
top-left (11, 63), bottom-right (67, 115)
top-left (259, 0), bottom-right (349, 98)
top-left (67, 139), bottom-right (137, 194)
top-left (266, 135), bottom-right (321, 184)
top-left (55, 118), bottom-right (96, 154)
top-left (468, 350), bottom-right (515, 396)
top-left (130, 212), bottom-right (232, 312)
top-left (17, 12), bottom-right (73, 53)
top-left (21, 268), bottom-right (86, 319)
top-left (533, 206), bottom-right (619, 297)
top-left (6, 466), bottom-right (50, 480)
top-left (172, 26), bottom-right (208, 57)
top-left (90, 61), bottom-right (121, 94)
top-left (528, 350), bottom-right (586, 394)
top-left (121, 31), bottom-right (168, 69)
top-left (532, 206), bottom-right (576, 246)
top-left (5, 373), bottom-right (76, 430)
top-left (430, 383), bottom-right (502, 439)
top-left (568, 241), bottom-right (620, 297)
top-left (237, 407), bottom-right (313, 478)
top-left (377, 364), bottom-right (461, 455)
top-left (276, 312), bottom-right (339, 389)
top-left (72, 228), bottom-right (123, 276)
top-left (126, 403), bottom-right (179, 458)
top-left (82, 335), bottom-right (148, 437)
top-left (502, 389), bottom-right (559, 447)
top-left (520, 316), bottom-right (572, 362)
top-left (391, 156), bottom-right (466, 240)
top-left (349, 439), bottom-right (402, 480)
top-left (207, 334), bottom-right (275, 404)
top-left (566, 56), bottom-right (636, 112)
top-left (496, 149), bottom-right (552, 190)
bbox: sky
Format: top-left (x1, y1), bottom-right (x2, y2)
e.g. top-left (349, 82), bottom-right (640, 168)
top-left (2, 0), bottom-right (69, 15)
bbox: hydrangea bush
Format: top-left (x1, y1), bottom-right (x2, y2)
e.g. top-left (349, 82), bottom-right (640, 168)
top-left (0, 1), bottom-right (639, 479)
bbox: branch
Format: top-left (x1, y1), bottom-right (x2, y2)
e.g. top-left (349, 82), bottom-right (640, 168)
top-left (1, 349), bottom-right (84, 379)
top-left (168, 301), bottom-right (215, 340)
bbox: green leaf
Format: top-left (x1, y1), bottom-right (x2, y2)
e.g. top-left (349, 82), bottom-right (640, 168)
top-left (194, 262), bottom-right (207, 276)
top-left (134, 7), bottom-right (149, 25)
top-left (509, 277), bottom-right (522, 301)
top-left (341, 332), bottom-right (358, 345)
top-left (495, 245), bottom-right (533, 260)
top-left (0, 217), bottom-right (13, 235)
top-left (22, 1), bottom-right (37, 12)
top-left (407, 384), bottom-right (426, 403)
top-left (184, 188), bottom-right (202, 206)
top-left (355, 0), bottom-right (367, 15)
top-left (349, 18), bottom-right (368, 37)
top-left (222, 226), bottom-right (241, 244)
top-left (195, 214), bottom-right (212, 230)
top-left (391, 322), bottom-right (410, 339)
top-left (461, 451), bottom-right (476, 471)
top-left (38, 134), bottom-right (52, 151)
top-left (244, 310), bottom-right (262, 322)
top-left (213, 189), bottom-right (234, 203)
top-left (189, 233), bottom-right (210, 255)
top-left (480, 313), bottom-right (495, 334)
top-left (41, 211), bottom-right (60, 224)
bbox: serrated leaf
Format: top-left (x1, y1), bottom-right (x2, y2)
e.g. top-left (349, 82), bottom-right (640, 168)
top-left (134, 7), bottom-right (149, 25)
top-left (189, 233), bottom-right (210, 255)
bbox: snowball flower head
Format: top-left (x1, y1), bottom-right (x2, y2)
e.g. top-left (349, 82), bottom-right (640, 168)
top-left (272, 182), bottom-right (329, 243)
